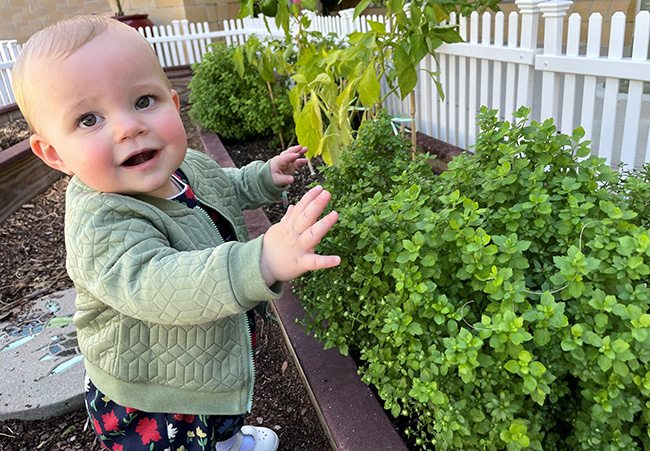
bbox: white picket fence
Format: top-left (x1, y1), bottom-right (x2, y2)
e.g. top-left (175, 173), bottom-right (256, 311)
top-left (0, 40), bottom-right (20, 108)
top-left (137, 17), bottom-right (282, 67)
top-left (405, 3), bottom-right (650, 170)
top-left (2, 3), bottom-right (650, 169)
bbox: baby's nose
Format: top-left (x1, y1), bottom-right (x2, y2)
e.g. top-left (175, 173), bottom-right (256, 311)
top-left (114, 113), bottom-right (147, 141)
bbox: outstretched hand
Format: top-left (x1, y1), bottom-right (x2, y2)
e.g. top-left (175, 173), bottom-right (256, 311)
top-left (269, 145), bottom-right (308, 187)
top-left (260, 185), bottom-right (340, 285)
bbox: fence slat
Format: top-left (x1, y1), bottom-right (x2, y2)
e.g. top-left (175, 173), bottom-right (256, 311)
top-left (621, 11), bottom-right (650, 168)
top-left (467, 12), bottom-right (480, 147)
top-left (172, 21), bottom-right (186, 65)
top-left (580, 13), bottom-right (603, 149)
top-left (458, 14), bottom-right (468, 149)
top-left (491, 12), bottom-right (505, 115)
top-left (480, 11), bottom-right (492, 111)
top-left (504, 12), bottom-right (519, 120)
top-left (560, 13), bottom-right (582, 135)
top-left (598, 12), bottom-right (626, 167)
top-left (515, 0), bottom-right (542, 112)
top-left (420, 54), bottom-right (433, 137)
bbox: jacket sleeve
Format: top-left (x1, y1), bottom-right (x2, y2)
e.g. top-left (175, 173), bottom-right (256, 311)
top-left (65, 188), bottom-right (281, 326)
top-left (222, 160), bottom-right (287, 211)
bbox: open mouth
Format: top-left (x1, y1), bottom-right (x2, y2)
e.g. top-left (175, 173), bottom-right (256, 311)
top-left (122, 150), bottom-right (159, 167)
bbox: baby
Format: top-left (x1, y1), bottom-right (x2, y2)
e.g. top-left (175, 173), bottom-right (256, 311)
top-left (12, 15), bottom-right (339, 451)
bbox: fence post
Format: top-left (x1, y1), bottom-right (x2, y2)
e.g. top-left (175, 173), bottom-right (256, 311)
top-left (338, 8), bottom-right (356, 35)
top-left (539, 1), bottom-right (572, 122)
top-left (514, 0), bottom-right (544, 109)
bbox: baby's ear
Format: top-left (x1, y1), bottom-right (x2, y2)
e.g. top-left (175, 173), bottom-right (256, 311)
top-left (30, 134), bottom-right (73, 175)
top-left (171, 89), bottom-right (180, 113)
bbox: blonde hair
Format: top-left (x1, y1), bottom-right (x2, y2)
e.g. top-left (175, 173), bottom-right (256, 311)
top-left (13, 15), bottom-right (170, 132)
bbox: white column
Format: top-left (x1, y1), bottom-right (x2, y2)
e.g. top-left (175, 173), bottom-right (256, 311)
top-left (338, 8), bottom-right (356, 35)
top-left (515, 0), bottom-right (544, 109)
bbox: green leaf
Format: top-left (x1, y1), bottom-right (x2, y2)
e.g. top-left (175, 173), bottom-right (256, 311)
top-left (368, 20), bottom-right (387, 35)
top-left (598, 355), bottom-right (612, 372)
top-left (523, 375), bottom-right (537, 392)
top-left (296, 95), bottom-right (323, 159)
top-left (611, 338), bottom-right (630, 353)
top-left (533, 329), bottom-right (551, 346)
top-left (422, 255), bottom-right (436, 267)
top-left (358, 64), bottom-right (381, 107)
top-left (529, 361), bottom-right (546, 377)
top-left (504, 360), bottom-right (520, 373)
top-left (301, 0), bottom-right (315, 11)
top-left (232, 45), bottom-right (245, 78)
top-left (397, 64), bottom-right (418, 100)
top-left (354, 0), bottom-right (371, 20)
top-left (408, 322), bottom-right (423, 335)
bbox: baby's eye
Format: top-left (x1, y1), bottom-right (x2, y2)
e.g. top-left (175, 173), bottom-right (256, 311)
top-left (77, 114), bottom-right (102, 128)
top-left (135, 95), bottom-right (156, 110)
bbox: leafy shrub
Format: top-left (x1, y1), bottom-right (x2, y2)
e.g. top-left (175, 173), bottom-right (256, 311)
top-left (188, 41), bottom-right (294, 141)
top-left (296, 107), bottom-right (650, 450)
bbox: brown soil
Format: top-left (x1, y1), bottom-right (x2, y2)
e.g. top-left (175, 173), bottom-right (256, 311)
top-left (0, 102), bottom-right (331, 450)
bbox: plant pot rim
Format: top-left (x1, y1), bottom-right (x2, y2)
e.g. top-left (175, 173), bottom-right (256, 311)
top-left (114, 13), bottom-right (150, 19)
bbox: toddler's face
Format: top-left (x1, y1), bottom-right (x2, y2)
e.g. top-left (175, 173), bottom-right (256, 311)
top-left (29, 27), bottom-right (187, 198)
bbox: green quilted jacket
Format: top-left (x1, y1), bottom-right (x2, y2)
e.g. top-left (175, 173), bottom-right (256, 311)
top-left (65, 149), bottom-right (284, 415)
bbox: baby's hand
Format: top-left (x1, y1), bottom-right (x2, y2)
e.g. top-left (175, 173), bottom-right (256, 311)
top-left (269, 145), bottom-right (309, 187)
top-left (260, 185), bottom-right (340, 285)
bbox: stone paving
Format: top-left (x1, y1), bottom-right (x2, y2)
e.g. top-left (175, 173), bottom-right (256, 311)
top-left (0, 288), bottom-right (84, 421)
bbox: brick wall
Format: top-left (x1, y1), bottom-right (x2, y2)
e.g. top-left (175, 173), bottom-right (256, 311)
top-left (0, 0), bottom-right (242, 44)
top-left (1, 0), bottom-right (112, 43)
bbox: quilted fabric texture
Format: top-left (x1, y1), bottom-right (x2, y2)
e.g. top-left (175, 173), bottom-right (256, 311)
top-left (65, 149), bottom-right (284, 415)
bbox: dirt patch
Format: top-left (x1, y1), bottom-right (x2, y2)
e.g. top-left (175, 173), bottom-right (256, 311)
top-left (0, 118), bottom-right (29, 151)
top-left (0, 102), bottom-right (331, 451)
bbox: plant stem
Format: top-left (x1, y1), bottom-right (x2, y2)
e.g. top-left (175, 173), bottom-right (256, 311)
top-left (266, 80), bottom-right (285, 148)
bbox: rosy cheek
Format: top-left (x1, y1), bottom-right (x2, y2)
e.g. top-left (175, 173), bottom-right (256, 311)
top-left (160, 115), bottom-right (187, 146)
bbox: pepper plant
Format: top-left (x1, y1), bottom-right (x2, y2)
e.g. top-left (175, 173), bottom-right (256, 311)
top-left (296, 107), bottom-right (650, 449)
top-left (237, 0), bottom-right (499, 164)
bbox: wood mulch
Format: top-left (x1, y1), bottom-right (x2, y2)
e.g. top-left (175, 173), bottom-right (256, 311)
top-left (0, 101), bottom-right (331, 450)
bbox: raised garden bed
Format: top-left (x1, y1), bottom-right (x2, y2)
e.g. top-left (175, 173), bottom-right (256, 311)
top-left (0, 96), bottom-right (468, 449)
top-left (0, 138), bottom-right (61, 224)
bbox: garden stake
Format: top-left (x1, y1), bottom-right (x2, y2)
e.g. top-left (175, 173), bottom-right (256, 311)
top-left (410, 91), bottom-right (417, 159)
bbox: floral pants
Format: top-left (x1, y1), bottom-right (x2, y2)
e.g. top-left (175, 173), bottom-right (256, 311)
top-left (85, 311), bottom-right (256, 451)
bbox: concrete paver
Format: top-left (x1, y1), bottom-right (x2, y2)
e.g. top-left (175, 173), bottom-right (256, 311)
top-left (0, 289), bottom-right (84, 421)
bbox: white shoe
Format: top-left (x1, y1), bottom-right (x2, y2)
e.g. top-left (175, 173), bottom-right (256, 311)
top-left (217, 426), bottom-right (279, 451)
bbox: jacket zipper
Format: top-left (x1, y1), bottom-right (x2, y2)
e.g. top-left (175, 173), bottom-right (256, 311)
top-left (193, 194), bottom-right (255, 412)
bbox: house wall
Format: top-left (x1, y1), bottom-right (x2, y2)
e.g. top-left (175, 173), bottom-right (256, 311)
top-left (0, 0), bottom-right (112, 43)
top-left (0, 0), bottom-right (242, 44)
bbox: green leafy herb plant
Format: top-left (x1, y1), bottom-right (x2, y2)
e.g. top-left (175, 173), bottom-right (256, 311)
top-left (296, 107), bottom-right (650, 450)
top-left (188, 41), bottom-right (294, 142)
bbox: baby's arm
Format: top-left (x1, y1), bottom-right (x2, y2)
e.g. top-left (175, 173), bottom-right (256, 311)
top-left (260, 185), bottom-right (340, 285)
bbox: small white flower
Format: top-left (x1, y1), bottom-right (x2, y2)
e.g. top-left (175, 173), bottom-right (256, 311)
top-left (167, 421), bottom-right (178, 440)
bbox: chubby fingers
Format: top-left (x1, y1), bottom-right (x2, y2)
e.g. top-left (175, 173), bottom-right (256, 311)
top-left (300, 209), bottom-right (339, 250)
top-left (282, 145), bottom-right (308, 157)
top-left (289, 185), bottom-right (332, 232)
